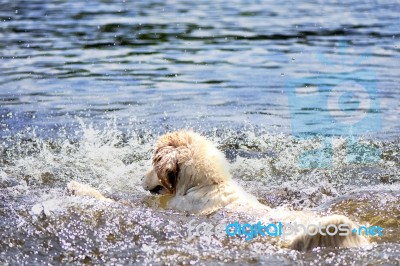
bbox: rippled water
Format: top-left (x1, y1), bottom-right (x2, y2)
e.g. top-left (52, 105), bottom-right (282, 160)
top-left (1, 0), bottom-right (399, 265)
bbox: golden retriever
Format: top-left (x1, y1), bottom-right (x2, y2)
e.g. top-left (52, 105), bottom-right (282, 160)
top-left (68, 130), bottom-right (369, 251)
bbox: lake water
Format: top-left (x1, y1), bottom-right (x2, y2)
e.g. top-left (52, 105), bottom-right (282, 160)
top-left (0, 0), bottom-right (399, 265)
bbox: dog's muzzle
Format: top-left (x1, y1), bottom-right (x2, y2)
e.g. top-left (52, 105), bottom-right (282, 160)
top-left (149, 185), bottom-right (166, 195)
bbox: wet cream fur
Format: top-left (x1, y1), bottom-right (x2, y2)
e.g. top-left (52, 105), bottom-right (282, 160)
top-left (143, 130), bottom-right (266, 214)
top-left (67, 181), bottom-right (113, 202)
top-left (68, 130), bottom-right (369, 251)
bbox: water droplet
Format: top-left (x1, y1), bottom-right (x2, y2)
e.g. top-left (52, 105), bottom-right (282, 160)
top-left (15, 10), bottom-right (18, 14)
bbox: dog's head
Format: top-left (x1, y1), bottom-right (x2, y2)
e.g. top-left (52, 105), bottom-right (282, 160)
top-left (142, 130), bottom-right (229, 197)
top-left (142, 131), bottom-right (193, 195)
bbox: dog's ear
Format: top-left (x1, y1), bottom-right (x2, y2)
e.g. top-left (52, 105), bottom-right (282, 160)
top-left (153, 146), bottom-right (179, 193)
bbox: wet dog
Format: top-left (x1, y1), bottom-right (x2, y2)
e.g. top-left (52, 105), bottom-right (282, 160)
top-left (69, 130), bottom-right (369, 251)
